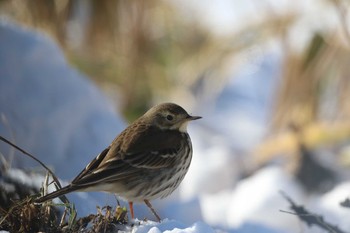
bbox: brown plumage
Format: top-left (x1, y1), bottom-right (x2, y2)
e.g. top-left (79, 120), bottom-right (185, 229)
top-left (36, 103), bottom-right (201, 221)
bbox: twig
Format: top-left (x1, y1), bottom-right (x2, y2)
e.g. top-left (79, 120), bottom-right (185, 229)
top-left (0, 136), bottom-right (62, 189)
top-left (340, 198), bottom-right (350, 208)
top-left (280, 191), bottom-right (348, 233)
top-left (0, 114), bottom-right (15, 170)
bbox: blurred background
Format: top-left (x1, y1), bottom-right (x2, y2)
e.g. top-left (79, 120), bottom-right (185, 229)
top-left (1, 0), bottom-right (350, 232)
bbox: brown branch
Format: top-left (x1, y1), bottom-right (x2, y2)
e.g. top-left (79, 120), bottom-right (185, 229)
top-left (280, 191), bottom-right (348, 233)
top-left (0, 135), bottom-right (62, 189)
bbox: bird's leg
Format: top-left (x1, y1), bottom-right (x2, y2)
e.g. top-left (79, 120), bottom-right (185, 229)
top-left (129, 201), bottom-right (135, 219)
top-left (144, 199), bottom-right (161, 222)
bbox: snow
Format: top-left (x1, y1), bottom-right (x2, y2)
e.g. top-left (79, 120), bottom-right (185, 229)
top-left (132, 220), bottom-right (215, 233)
top-left (6, 168), bottom-right (48, 189)
top-left (0, 19), bottom-right (125, 179)
top-left (0, 19), bottom-right (125, 217)
top-left (226, 167), bottom-right (303, 232)
top-left (0, 6), bottom-right (349, 232)
top-left (311, 182), bottom-right (350, 230)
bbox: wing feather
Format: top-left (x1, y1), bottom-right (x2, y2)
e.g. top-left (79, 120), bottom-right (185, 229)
top-left (68, 123), bottom-right (185, 188)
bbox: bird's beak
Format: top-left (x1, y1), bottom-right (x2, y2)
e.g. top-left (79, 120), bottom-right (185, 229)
top-left (187, 115), bottom-right (202, 121)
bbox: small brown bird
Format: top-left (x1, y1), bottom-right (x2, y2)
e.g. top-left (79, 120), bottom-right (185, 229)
top-left (36, 103), bottom-right (201, 221)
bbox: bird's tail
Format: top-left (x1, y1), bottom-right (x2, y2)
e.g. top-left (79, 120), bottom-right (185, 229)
top-left (36, 185), bottom-right (78, 203)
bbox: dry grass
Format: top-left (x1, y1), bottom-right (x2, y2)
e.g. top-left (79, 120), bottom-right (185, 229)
top-left (0, 196), bottom-right (61, 232)
top-left (0, 136), bottom-right (129, 233)
top-left (0, 197), bottom-right (129, 232)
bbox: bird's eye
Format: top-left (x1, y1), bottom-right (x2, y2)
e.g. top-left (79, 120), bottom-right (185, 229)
top-left (166, 115), bottom-right (174, 121)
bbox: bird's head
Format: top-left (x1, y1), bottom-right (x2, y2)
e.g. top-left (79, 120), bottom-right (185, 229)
top-left (143, 103), bottom-right (201, 132)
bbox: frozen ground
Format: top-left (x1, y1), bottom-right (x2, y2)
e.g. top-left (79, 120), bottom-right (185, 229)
top-left (1, 19), bottom-right (350, 233)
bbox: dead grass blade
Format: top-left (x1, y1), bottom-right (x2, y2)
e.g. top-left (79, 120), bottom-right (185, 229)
top-left (0, 135), bottom-right (62, 189)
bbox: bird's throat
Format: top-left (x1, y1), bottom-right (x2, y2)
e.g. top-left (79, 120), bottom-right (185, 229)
top-left (179, 121), bottom-right (189, 132)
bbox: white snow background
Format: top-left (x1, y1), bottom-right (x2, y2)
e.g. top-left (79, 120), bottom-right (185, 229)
top-left (1, 0), bottom-right (350, 231)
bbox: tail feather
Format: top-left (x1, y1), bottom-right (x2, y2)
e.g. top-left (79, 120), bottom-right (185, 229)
top-left (36, 185), bottom-right (78, 203)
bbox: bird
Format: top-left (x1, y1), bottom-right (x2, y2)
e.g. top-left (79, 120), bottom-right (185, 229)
top-left (36, 102), bottom-right (201, 222)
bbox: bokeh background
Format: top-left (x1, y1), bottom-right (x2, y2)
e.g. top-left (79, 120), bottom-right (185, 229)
top-left (1, 0), bottom-right (350, 232)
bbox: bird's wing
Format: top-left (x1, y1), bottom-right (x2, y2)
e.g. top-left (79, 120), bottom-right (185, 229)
top-left (104, 123), bottom-right (184, 169)
top-left (118, 124), bottom-right (184, 167)
top-left (71, 147), bottom-right (110, 184)
top-left (70, 124), bottom-right (185, 187)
